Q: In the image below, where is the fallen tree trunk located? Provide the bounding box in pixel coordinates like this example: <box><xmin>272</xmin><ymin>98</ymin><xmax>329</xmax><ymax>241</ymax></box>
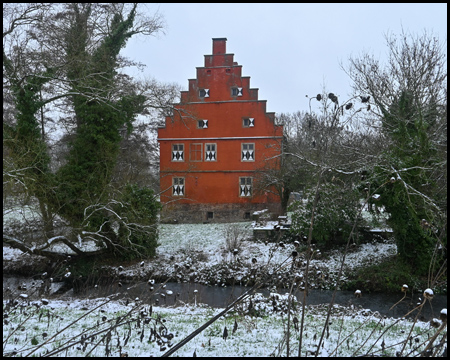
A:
<box><xmin>3</xmin><ymin>234</ymin><xmax>107</xmax><ymax>261</ymax></box>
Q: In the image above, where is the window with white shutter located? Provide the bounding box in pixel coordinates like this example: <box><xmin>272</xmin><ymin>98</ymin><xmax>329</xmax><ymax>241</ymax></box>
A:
<box><xmin>205</xmin><ymin>143</ymin><xmax>217</xmax><ymax>161</ymax></box>
<box><xmin>172</xmin><ymin>144</ymin><xmax>184</xmax><ymax>162</ymax></box>
<box><xmin>231</xmin><ymin>87</ymin><xmax>243</xmax><ymax>97</ymax></box>
<box><xmin>239</xmin><ymin>177</ymin><xmax>252</xmax><ymax>197</ymax></box>
<box><xmin>197</xmin><ymin>120</ymin><xmax>208</xmax><ymax>129</ymax></box>
<box><xmin>241</xmin><ymin>143</ymin><xmax>255</xmax><ymax>161</ymax></box>
<box><xmin>199</xmin><ymin>89</ymin><xmax>209</xmax><ymax>98</ymax></box>
<box><xmin>243</xmin><ymin>118</ymin><xmax>255</xmax><ymax>127</ymax></box>
<box><xmin>172</xmin><ymin>177</ymin><xmax>185</xmax><ymax>196</ymax></box>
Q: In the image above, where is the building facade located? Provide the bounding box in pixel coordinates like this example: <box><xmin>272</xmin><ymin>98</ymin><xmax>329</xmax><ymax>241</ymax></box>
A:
<box><xmin>158</xmin><ymin>38</ymin><xmax>283</xmax><ymax>223</ymax></box>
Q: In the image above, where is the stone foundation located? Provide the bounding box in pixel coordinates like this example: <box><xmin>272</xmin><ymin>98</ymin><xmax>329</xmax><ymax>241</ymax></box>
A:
<box><xmin>160</xmin><ymin>202</ymin><xmax>282</xmax><ymax>224</ymax></box>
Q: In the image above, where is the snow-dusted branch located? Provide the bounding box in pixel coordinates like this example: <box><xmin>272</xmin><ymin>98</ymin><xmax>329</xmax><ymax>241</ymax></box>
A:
<box><xmin>3</xmin><ymin>234</ymin><xmax>84</xmax><ymax>259</ymax></box>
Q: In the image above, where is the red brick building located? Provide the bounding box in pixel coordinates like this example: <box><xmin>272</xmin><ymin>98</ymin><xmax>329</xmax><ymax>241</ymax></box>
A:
<box><xmin>158</xmin><ymin>38</ymin><xmax>283</xmax><ymax>223</ymax></box>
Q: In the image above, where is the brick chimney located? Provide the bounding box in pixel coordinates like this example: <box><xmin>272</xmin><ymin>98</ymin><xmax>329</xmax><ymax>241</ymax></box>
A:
<box><xmin>212</xmin><ymin>38</ymin><xmax>227</xmax><ymax>55</ymax></box>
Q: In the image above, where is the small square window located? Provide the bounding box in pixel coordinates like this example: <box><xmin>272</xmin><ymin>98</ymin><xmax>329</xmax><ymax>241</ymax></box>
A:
<box><xmin>244</xmin><ymin>212</ymin><xmax>251</xmax><ymax>220</ymax></box>
<box><xmin>197</xmin><ymin>119</ymin><xmax>208</xmax><ymax>129</ymax></box>
<box><xmin>243</xmin><ymin>118</ymin><xmax>255</xmax><ymax>127</ymax></box>
<box><xmin>231</xmin><ymin>87</ymin><xmax>243</xmax><ymax>97</ymax></box>
<box><xmin>199</xmin><ymin>89</ymin><xmax>209</xmax><ymax>98</ymax></box>
<box><xmin>207</xmin><ymin>211</ymin><xmax>214</xmax><ymax>220</ymax></box>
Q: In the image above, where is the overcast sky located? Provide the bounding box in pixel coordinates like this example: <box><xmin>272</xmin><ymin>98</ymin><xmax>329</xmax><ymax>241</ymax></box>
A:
<box><xmin>123</xmin><ymin>3</ymin><xmax>447</xmax><ymax>115</ymax></box>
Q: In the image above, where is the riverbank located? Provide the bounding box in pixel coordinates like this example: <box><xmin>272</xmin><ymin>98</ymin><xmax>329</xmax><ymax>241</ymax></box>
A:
<box><xmin>3</xmin><ymin>222</ymin><xmax>398</xmax><ymax>291</ymax></box>
<box><xmin>3</xmin><ymin>223</ymin><xmax>447</xmax><ymax>357</ymax></box>
<box><xmin>5</xmin><ymin>218</ymin><xmax>446</xmax><ymax>299</ymax></box>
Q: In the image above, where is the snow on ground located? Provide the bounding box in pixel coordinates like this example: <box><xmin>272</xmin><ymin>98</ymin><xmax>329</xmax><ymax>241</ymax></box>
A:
<box><xmin>4</xmin><ymin>218</ymin><xmax>397</xmax><ymax>290</ymax></box>
<box><xmin>3</xmin><ymin>295</ymin><xmax>444</xmax><ymax>357</ymax></box>
<box><xmin>4</xmin><ymin>199</ymin><xmax>395</xmax><ymax>290</ymax></box>
<box><xmin>113</xmin><ymin>221</ymin><xmax>397</xmax><ymax>290</ymax></box>
<box><xmin>3</xmin><ymin>246</ymin><xmax>23</xmax><ymax>261</ymax></box>
<box><xmin>3</xmin><ymin>208</ymin><xmax>447</xmax><ymax>357</ymax></box>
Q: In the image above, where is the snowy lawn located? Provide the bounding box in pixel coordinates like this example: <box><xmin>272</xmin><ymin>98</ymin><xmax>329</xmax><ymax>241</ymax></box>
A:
<box><xmin>3</xmin><ymin>296</ymin><xmax>445</xmax><ymax>357</ymax></box>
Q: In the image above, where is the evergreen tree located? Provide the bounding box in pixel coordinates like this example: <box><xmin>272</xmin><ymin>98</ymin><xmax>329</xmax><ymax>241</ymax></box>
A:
<box><xmin>371</xmin><ymin>90</ymin><xmax>442</xmax><ymax>274</ymax></box>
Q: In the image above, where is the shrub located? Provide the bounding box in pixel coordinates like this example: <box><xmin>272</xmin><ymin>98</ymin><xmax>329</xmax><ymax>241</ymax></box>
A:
<box><xmin>289</xmin><ymin>182</ymin><xmax>367</xmax><ymax>249</ymax></box>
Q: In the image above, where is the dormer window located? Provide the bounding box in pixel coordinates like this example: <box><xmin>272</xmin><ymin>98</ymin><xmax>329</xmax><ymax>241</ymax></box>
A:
<box><xmin>231</xmin><ymin>87</ymin><xmax>243</xmax><ymax>97</ymax></box>
<box><xmin>243</xmin><ymin>118</ymin><xmax>255</xmax><ymax>127</ymax></box>
<box><xmin>197</xmin><ymin>120</ymin><xmax>208</xmax><ymax>129</ymax></box>
<box><xmin>199</xmin><ymin>89</ymin><xmax>209</xmax><ymax>98</ymax></box>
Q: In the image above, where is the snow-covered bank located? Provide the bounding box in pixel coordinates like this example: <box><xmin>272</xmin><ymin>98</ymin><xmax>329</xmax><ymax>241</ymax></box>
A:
<box><xmin>108</xmin><ymin>222</ymin><xmax>397</xmax><ymax>290</ymax></box>
<box><xmin>3</xmin><ymin>221</ymin><xmax>397</xmax><ymax>290</ymax></box>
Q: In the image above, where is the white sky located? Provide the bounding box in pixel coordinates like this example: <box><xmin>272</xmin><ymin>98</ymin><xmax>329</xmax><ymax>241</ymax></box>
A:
<box><xmin>123</xmin><ymin>3</ymin><xmax>447</xmax><ymax>115</ymax></box>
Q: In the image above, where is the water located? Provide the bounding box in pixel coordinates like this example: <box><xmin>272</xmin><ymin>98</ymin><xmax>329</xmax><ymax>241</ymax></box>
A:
<box><xmin>4</xmin><ymin>276</ymin><xmax>446</xmax><ymax>320</ymax></box>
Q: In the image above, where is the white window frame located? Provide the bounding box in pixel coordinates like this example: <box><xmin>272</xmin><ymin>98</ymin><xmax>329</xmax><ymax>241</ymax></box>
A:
<box><xmin>172</xmin><ymin>144</ymin><xmax>184</xmax><ymax>162</ymax></box>
<box><xmin>172</xmin><ymin>177</ymin><xmax>185</xmax><ymax>197</ymax></box>
<box><xmin>239</xmin><ymin>177</ymin><xmax>252</xmax><ymax>197</ymax></box>
<box><xmin>241</xmin><ymin>143</ymin><xmax>255</xmax><ymax>162</ymax></box>
<box><xmin>205</xmin><ymin>143</ymin><xmax>217</xmax><ymax>162</ymax></box>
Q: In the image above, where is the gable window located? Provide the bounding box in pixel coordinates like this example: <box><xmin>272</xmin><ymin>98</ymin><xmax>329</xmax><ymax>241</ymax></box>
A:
<box><xmin>231</xmin><ymin>87</ymin><xmax>243</xmax><ymax>97</ymax></box>
<box><xmin>243</xmin><ymin>118</ymin><xmax>255</xmax><ymax>127</ymax></box>
<box><xmin>190</xmin><ymin>143</ymin><xmax>203</xmax><ymax>162</ymax></box>
<box><xmin>199</xmin><ymin>89</ymin><xmax>209</xmax><ymax>98</ymax></box>
<box><xmin>241</xmin><ymin>143</ymin><xmax>254</xmax><ymax>161</ymax></box>
<box><xmin>172</xmin><ymin>177</ymin><xmax>185</xmax><ymax>196</ymax></box>
<box><xmin>197</xmin><ymin>119</ymin><xmax>208</xmax><ymax>129</ymax></box>
<box><xmin>205</xmin><ymin>143</ymin><xmax>217</xmax><ymax>161</ymax></box>
<box><xmin>172</xmin><ymin>144</ymin><xmax>184</xmax><ymax>161</ymax></box>
<box><xmin>239</xmin><ymin>177</ymin><xmax>252</xmax><ymax>197</ymax></box>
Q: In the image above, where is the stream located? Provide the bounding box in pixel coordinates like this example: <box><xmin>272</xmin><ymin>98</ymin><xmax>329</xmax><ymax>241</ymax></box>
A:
<box><xmin>3</xmin><ymin>275</ymin><xmax>446</xmax><ymax>321</ymax></box>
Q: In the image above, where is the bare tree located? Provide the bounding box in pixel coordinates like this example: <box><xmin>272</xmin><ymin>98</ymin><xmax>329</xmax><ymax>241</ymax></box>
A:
<box><xmin>3</xmin><ymin>3</ymin><xmax>178</xmax><ymax>262</ymax></box>
<box><xmin>344</xmin><ymin>29</ymin><xmax>447</xmax><ymax>275</ymax></box>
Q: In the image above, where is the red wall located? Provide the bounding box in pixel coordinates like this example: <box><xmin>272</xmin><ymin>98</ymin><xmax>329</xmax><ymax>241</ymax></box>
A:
<box><xmin>158</xmin><ymin>38</ymin><xmax>283</xmax><ymax>208</ymax></box>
